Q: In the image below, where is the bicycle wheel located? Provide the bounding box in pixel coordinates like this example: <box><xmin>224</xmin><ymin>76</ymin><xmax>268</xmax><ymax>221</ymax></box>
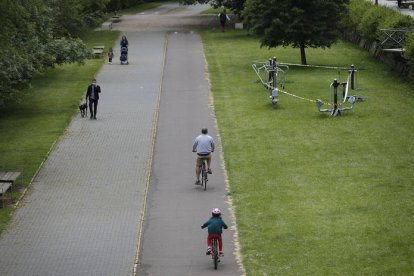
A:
<box><xmin>201</xmin><ymin>161</ymin><xmax>207</xmax><ymax>191</ymax></box>
<box><xmin>212</xmin><ymin>239</ymin><xmax>219</xmax><ymax>270</ymax></box>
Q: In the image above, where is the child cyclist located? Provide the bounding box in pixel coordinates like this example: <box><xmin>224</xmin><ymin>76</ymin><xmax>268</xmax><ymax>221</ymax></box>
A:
<box><xmin>201</xmin><ymin>208</ymin><xmax>228</xmax><ymax>256</ymax></box>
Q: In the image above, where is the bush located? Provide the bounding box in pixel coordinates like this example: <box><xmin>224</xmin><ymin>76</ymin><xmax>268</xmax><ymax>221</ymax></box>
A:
<box><xmin>0</xmin><ymin>0</ymin><xmax>105</xmax><ymax>103</ymax></box>
<box><xmin>405</xmin><ymin>32</ymin><xmax>414</xmax><ymax>65</ymax></box>
<box><xmin>345</xmin><ymin>0</ymin><xmax>414</xmax><ymax>62</ymax></box>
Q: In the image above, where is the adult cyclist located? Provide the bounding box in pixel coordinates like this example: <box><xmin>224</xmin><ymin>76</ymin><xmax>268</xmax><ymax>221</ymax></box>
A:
<box><xmin>192</xmin><ymin>128</ymin><xmax>215</xmax><ymax>185</ymax></box>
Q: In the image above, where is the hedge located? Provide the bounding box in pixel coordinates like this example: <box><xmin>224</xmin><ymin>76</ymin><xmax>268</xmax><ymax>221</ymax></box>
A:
<box><xmin>343</xmin><ymin>0</ymin><xmax>414</xmax><ymax>66</ymax></box>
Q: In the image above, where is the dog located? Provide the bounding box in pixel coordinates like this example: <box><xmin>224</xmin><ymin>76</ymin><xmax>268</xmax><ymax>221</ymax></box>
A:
<box><xmin>79</xmin><ymin>102</ymin><xmax>88</xmax><ymax>117</ymax></box>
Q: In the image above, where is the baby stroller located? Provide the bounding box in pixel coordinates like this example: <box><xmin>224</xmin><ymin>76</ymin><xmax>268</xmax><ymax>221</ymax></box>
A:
<box><xmin>120</xmin><ymin>46</ymin><xmax>128</xmax><ymax>65</ymax></box>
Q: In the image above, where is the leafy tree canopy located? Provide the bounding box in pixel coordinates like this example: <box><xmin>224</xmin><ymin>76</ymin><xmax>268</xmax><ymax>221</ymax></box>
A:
<box><xmin>0</xmin><ymin>0</ymin><xmax>91</xmax><ymax>103</ymax></box>
<box><xmin>243</xmin><ymin>0</ymin><xmax>349</xmax><ymax>64</ymax></box>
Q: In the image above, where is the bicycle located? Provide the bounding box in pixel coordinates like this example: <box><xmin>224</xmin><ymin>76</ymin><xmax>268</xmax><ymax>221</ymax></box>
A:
<box><xmin>200</xmin><ymin>159</ymin><xmax>208</xmax><ymax>191</ymax></box>
<box><xmin>210</xmin><ymin>237</ymin><xmax>220</xmax><ymax>269</ymax></box>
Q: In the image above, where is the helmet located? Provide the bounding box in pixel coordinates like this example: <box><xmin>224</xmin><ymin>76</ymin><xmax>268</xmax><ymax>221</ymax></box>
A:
<box><xmin>212</xmin><ymin>208</ymin><xmax>221</xmax><ymax>215</ymax></box>
<box><xmin>201</xmin><ymin>128</ymin><xmax>208</xmax><ymax>134</ymax></box>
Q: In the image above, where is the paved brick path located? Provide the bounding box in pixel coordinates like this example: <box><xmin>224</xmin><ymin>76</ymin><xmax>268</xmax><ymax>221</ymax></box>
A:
<box><xmin>0</xmin><ymin>31</ymin><xmax>166</xmax><ymax>275</ymax></box>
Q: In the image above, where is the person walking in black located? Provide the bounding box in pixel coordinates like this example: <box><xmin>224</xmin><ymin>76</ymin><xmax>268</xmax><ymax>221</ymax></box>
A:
<box><xmin>218</xmin><ymin>9</ymin><xmax>230</xmax><ymax>32</ymax></box>
<box><xmin>85</xmin><ymin>79</ymin><xmax>101</xmax><ymax>120</ymax></box>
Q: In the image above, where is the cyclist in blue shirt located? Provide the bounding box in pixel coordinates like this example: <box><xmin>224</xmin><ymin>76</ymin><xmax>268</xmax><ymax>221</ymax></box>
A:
<box><xmin>192</xmin><ymin>128</ymin><xmax>215</xmax><ymax>185</ymax></box>
<box><xmin>201</xmin><ymin>208</ymin><xmax>228</xmax><ymax>256</ymax></box>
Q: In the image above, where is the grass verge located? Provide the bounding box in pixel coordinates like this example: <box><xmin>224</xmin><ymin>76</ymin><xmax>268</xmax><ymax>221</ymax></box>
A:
<box><xmin>201</xmin><ymin>29</ymin><xmax>414</xmax><ymax>275</ymax></box>
<box><xmin>0</xmin><ymin>30</ymin><xmax>120</xmax><ymax>233</ymax></box>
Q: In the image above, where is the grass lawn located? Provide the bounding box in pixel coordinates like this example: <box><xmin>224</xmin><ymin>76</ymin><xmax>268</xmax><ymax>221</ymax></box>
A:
<box><xmin>0</xmin><ymin>30</ymin><xmax>120</xmax><ymax>233</ymax></box>
<box><xmin>201</xmin><ymin>30</ymin><xmax>414</xmax><ymax>274</ymax></box>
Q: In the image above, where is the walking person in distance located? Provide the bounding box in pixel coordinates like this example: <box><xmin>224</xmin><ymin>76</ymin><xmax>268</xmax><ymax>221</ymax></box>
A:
<box><xmin>218</xmin><ymin>9</ymin><xmax>230</xmax><ymax>32</ymax></box>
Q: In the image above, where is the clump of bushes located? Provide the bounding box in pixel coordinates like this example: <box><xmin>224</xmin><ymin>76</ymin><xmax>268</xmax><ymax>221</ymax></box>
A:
<box><xmin>343</xmin><ymin>0</ymin><xmax>414</xmax><ymax>65</ymax></box>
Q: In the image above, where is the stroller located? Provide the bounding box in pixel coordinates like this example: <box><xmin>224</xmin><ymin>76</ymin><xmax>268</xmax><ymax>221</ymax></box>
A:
<box><xmin>120</xmin><ymin>46</ymin><xmax>128</xmax><ymax>65</ymax></box>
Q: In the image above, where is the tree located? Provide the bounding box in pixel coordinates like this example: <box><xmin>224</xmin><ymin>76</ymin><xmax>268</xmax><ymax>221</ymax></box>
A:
<box><xmin>224</xmin><ymin>0</ymin><xmax>246</xmax><ymax>19</ymax></box>
<box><xmin>48</xmin><ymin>0</ymin><xmax>86</xmax><ymax>37</ymax></box>
<box><xmin>243</xmin><ymin>0</ymin><xmax>349</xmax><ymax>65</ymax></box>
<box><xmin>0</xmin><ymin>0</ymin><xmax>90</xmax><ymax>103</ymax></box>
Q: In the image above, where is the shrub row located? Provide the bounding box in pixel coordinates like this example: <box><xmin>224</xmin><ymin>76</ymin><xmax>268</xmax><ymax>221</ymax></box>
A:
<box><xmin>343</xmin><ymin>0</ymin><xmax>414</xmax><ymax>68</ymax></box>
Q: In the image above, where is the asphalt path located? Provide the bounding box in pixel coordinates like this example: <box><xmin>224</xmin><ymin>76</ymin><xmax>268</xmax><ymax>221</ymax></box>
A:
<box><xmin>138</xmin><ymin>31</ymin><xmax>241</xmax><ymax>275</ymax></box>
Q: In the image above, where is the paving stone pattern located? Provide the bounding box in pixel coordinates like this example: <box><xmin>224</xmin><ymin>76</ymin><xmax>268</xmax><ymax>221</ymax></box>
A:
<box><xmin>0</xmin><ymin>32</ymin><xmax>166</xmax><ymax>275</ymax></box>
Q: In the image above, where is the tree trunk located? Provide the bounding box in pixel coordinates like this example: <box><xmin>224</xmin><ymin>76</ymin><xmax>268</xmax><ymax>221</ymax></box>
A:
<box><xmin>300</xmin><ymin>44</ymin><xmax>307</xmax><ymax>65</ymax></box>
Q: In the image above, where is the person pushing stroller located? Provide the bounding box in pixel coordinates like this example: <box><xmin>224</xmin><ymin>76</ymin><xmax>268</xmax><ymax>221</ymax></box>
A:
<box><xmin>120</xmin><ymin>35</ymin><xmax>129</xmax><ymax>65</ymax></box>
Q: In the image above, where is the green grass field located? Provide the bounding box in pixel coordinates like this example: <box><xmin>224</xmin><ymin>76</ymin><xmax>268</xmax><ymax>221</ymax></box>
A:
<box><xmin>201</xmin><ymin>30</ymin><xmax>414</xmax><ymax>274</ymax></box>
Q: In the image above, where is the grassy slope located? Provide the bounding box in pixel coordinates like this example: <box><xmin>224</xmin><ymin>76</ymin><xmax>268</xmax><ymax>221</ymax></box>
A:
<box><xmin>201</xmin><ymin>30</ymin><xmax>414</xmax><ymax>275</ymax></box>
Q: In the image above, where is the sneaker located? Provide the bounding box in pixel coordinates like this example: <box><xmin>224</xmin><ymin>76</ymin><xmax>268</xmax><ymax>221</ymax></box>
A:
<box><xmin>207</xmin><ymin>168</ymin><xmax>212</xmax><ymax>174</ymax></box>
<box><xmin>206</xmin><ymin>247</ymin><xmax>211</xmax><ymax>255</ymax></box>
<box><xmin>195</xmin><ymin>180</ymin><xmax>201</xmax><ymax>185</ymax></box>
<box><xmin>219</xmin><ymin>251</ymin><xmax>224</xmax><ymax>257</ymax></box>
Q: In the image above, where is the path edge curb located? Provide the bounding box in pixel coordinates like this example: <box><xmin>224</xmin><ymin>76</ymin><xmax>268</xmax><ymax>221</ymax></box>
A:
<box><xmin>132</xmin><ymin>32</ymin><xmax>168</xmax><ymax>276</ymax></box>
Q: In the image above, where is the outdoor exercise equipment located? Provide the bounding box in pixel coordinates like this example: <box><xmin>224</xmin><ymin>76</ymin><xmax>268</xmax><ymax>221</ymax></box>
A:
<box><xmin>252</xmin><ymin>60</ymin><xmax>364</xmax><ymax>115</ymax></box>
<box><xmin>252</xmin><ymin>57</ymin><xmax>289</xmax><ymax>106</ymax></box>
<box><xmin>348</xmin><ymin>64</ymin><xmax>357</xmax><ymax>90</ymax></box>
<box><xmin>316</xmin><ymin>79</ymin><xmax>355</xmax><ymax>116</ymax></box>
<box><xmin>316</xmin><ymin>66</ymin><xmax>363</xmax><ymax>116</ymax></box>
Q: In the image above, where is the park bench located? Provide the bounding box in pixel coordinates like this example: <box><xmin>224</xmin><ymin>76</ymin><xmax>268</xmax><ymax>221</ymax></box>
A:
<box><xmin>92</xmin><ymin>45</ymin><xmax>105</xmax><ymax>58</ymax></box>
<box><xmin>0</xmin><ymin>172</ymin><xmax>21</xmax><ymax>208</ymax></box>
<box><xmin>101</xmin><ymin>22</ymin><xmax>112</xmax><ymax>30</ymax></box>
